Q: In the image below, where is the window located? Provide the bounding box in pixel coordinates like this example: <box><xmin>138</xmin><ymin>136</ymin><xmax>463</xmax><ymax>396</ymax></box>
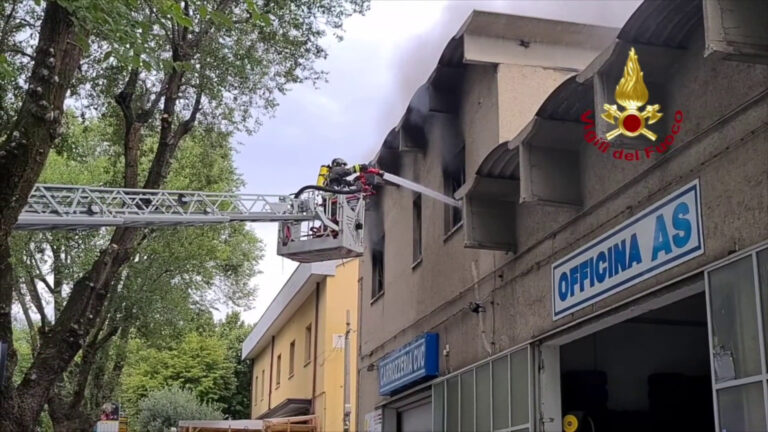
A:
<box><xmin>275</xmin><ymin>354</ymin><xmax>281</xmax><ymax>387</ymax></box>
<box><xmin>289</xmin><ymin>340</ymin><xmax>295</xmax><ymax>378</ymax></box>
<box><xmin>443</xmin><ymin>145</ymin><xmax>465</xmax><ymax>235</ymax></box>
<box><xmin>254</xmin><ymin>375</ymin><xmax>258</xmax><ymax>404</ymax></box>
<box><xmin>706</xmin><ymin>247</ymin><xmax>768</xmax><ymax>432</ymax></box>
<box><xmin>304</xmin><ymin>324</ymin><xmax>312</xmax><ymax>365</ymax></box>
<box><xmin>371</xmin><ymin>239</ymin><xmax>384</xmax><ymax>299</ymax></box>
<box><xmin>261</xmin><ymin>369</ymin><xmax>265</xmax><ymax>400</ymax></box>
<box><xmin>433</xmin><ymin>346</ymin><xmax>531</xmax><ymax>432</ymax></box>
<box><xmin>413</xmin><ymin>195</ymin><xmax>422</xmax><ymax>263</ymax></box>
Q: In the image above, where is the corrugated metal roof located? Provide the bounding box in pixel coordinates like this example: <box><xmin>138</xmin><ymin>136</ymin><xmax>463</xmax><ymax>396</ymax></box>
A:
<box><xmin>477</xmin><ymin>143</ymin><xmax>519</xmax><ymax>179</ymax></box>
<box><xmin>618</xmin><ymin>0</ymin><xmax>702</xmax><ymax>48</ymax></box>
<box><xmin>535</xmin><ymin>76</ymin><xmax>594</xmax><ymax>122</ymax></box>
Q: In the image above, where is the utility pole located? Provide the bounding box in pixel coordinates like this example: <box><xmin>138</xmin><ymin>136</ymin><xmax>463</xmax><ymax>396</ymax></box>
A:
<box><xmin>343</xmin><ymin>309</ymin><xmax>351</xmax><ymax>432</ymax></box>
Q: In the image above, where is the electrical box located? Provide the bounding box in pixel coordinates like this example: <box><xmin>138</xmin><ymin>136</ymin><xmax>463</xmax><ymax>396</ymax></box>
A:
<box><xmin>277</xmin><ymin>193</ymin><xmax>365</xmax><ymax>263</ymax></box>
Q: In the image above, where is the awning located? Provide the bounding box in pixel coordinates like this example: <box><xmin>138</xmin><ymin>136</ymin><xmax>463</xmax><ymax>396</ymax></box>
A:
<box><xmin>178</xmin><ymin>415</ymin><xmax>316</xmax><ymax>432</ymax></box>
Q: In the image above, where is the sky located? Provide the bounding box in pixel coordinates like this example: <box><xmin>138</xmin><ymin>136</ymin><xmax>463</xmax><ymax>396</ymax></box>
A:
<box><xmin>235</xmin><ymin>0</ymin><xmax>643</xmax><ymax>324</ymax></box>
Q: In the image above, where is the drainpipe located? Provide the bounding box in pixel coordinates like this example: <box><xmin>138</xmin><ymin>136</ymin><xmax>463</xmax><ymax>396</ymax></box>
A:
<box><xmin>311</xmin><ymin>282</ymin><xmax>320</xmax><ymax>414</ymax></box>
<box><xmin>268</xmin><ymin>335</ymin><xmax>275</xmax><ymax>411</ymax></box>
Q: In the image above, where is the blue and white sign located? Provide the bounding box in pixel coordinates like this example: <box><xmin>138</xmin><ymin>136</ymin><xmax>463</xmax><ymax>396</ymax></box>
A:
<box><xmin>553</xmin><ymin>179</ymin><xmax>704</xmax><ymax>320</ymax></box>
<box><xmin>378</xmin><ymin>333</ymin><xmax>439</xmax><ymax>396</ymax></box>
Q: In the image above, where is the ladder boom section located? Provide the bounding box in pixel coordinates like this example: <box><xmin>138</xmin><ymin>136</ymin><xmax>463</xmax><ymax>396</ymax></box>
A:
<box><xmin>16</xmin><ymin>184</ymin><xmax>317</xmax><ymax>230</ymax></box>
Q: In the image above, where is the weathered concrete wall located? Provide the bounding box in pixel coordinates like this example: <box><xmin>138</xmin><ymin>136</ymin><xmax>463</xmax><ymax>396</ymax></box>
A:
<box><xmin>359</xmin><ymin>64</ymin><xmax>506</xmax><ymax>361</ymax></box>
<box><xmin>358</xmin><ymin>21</ymin><xmax>768</xmax><ymax>432</ymax></box>
<box><xmin>497</xmin><ymin>65</ymin><xmax>573</xmax><ymax>144</ymax></box>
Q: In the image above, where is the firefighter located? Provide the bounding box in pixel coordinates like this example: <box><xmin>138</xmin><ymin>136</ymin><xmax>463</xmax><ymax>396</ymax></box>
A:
<box><xmin>317</xmin><ymin>158</ymin><xmax>369</xmax><ymax>190</ymax></box>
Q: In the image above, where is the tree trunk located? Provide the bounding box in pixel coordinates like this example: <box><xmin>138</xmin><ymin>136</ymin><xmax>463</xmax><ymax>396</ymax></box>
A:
<box><xmin>0</xmin><ymin>2</ymin><xmax>85</xmax><ymax>429</ymax></box>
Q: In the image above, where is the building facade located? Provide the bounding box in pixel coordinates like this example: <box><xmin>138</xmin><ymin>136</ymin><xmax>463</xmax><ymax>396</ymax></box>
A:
<box><xmin>242</xmin><ymin>260</ymin><xmax>359</xmax><ymax>432</ymax></box>
<box><xmin>357</xmin><ymin>2</ymin><xmax>768</xmax><ymax>432</ymax></box>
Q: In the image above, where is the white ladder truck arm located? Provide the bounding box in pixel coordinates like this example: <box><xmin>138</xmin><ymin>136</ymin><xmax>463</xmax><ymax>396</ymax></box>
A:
<box><xmin>14</xmin><ymin>169</ymin><xmax>460</xmax><ymax>263</ymax></box>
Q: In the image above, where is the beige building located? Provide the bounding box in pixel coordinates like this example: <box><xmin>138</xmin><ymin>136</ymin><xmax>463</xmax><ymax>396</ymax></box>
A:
<box><xmin>242</xmin><ymin>260</ymin><xmax>359</xmax><ymax>432</ymax></box>
<box><xmin>358</xmin><ymin>2</ymin><xmax>768</xmax><ymax>432</ymax></box>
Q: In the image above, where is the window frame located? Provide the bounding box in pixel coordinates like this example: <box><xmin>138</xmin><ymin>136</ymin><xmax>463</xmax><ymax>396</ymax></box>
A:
<box><xmin>261</xmin><ymin>369</ymin><xmax>265</xmax><ymax>400</ymax></box>
<box><xmin>371</xmin><ymin>239</ymin><xmax>385</xmax><ymax>301</ymax></box>
<box><xmin>443</xmin><ymin>144</ymin><xmax>466</xmax><ymax>236</ymax></box>
<box><xmin>304</xmin><ymin>324</ymin><xmax>312</xmax><ymax>366</ymax></box>
<box><xmin>704</xmin><ymin>245</ymin><xmax>768</xmax><ymax>430</ymax></box>
<box><xmin>413</xmin><ymin>194</ymin><xmax>423</xmax><ymax>265</ymax></box>
<box><xmin>254</xmin><ymin>374</ymin><xmax>259</xmax><ymax>404</ymax></box>
<box><xmin>289</xmin><ymin>340</ymin><xmax>296</xmax><ymax>378</ymax></box>
<box><xmin>432</xmin><ymin>345</ymin><xmax>532</xmax><ymax>432</ymax></box>
<box><xmin>275</xmin><ymin>354</ymin><xmax>282</xmax><ymax>388</ymax></box>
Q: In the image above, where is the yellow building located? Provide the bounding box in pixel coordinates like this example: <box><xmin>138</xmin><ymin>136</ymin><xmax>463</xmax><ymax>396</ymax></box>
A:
<box><xmin>241</xmin><ymin>260</ymin><xmax>359</xmax><ymax>432</ymax></box>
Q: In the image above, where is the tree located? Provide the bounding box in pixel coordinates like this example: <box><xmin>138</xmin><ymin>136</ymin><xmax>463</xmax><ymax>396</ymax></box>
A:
<box><xmin>0</xmin><ymin>0</ymin><xmax>368</xmax><ymax>429</ymax></box>
<box><xmin>122</xmin><ymin>332</ymin><xmax>235</xmax><ymax>415</ymax></box>
<box><xmin>135</xmin><ymin>387</ymin><xmax>223</xmax><ymax>432</ymax></box>
<box><xmin>10</xmin><ymin>115</ymin><xmax>263</xmax><ymax>431</ymax></box>
<box><xmin>215</xmin><ymin>312</ymin><xmax>252</xmax><ymax>419</ymax></box>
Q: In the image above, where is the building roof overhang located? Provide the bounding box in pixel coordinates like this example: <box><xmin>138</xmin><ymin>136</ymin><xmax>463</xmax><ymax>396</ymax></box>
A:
<box><xmin>241</xmin><ymin>261</ymin><xmax>338</xmax><ymax>360</ymax></box>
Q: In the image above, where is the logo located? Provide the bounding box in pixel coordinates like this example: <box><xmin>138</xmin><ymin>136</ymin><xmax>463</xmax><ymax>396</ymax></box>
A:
<box><xmin>580</xmin><ymin>47</ymin><xmax>684</xmax><ymax>161</ymax></box>
<box><xmin>602</xmin><ymin>47</ymin><xmax>662</xmax><ymax>141</ymax></box>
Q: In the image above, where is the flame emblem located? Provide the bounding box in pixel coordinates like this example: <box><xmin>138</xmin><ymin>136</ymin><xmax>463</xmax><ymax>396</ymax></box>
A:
<box><xmin>601</xmin><ymin>47</ymin><xmax>662</xmax><ymax>141</ymax></box>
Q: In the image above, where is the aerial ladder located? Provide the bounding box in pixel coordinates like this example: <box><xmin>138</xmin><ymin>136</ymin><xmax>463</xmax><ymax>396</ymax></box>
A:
<box><xmin>13</xmin><ymin>166</ymin><xmax>461</xmax><ymax>263</ymax></box>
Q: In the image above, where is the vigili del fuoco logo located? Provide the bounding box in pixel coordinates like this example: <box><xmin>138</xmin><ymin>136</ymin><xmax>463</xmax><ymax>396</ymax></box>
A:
<box><xmin>581</xmin><ymin>47</ymin><xmax>684</xmax><ymax>161</ymax></box>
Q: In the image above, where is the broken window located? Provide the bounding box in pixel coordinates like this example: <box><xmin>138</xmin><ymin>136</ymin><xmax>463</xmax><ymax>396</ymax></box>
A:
<box><xmin>413</xmin><ymin>195</ymin><xmax>422</xmax><ymax>263</ymax></box>
<box><xmin>444</xmin><ymin>145</ymin><xmax>465</xmax><ymax>234</ymax></box>
<box><xmin>372</xmin><ymin>238</ymin><xmax>384</xmax><ymax>299</ymax></box>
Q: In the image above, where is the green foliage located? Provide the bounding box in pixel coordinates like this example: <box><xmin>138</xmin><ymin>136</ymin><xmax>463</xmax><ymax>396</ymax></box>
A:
<box><xmin>216</xmin><ymin>312</ymin><xmax>252</xmax><ymax>419</ymax></box>
<box><xmin>122</xmin><ymin>332</ymin><xmax>235</xmax><ymax>415</ymax></box>
<box><xmin>11</xmin><ymin>326</ymin><xmax>32</xmax><ymax>385</ymax></box>
<box><xmin>122</xmin><ymin>312</ymin><xmax>254</xmax><ymax>420</ymax></box>
<box><xmin>135</xmin><ymin>387</ymin><xmax>223</xmax><ymax>432</ymax></box>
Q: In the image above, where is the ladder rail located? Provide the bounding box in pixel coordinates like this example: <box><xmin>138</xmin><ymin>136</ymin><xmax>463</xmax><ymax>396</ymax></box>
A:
<box><xmin>16</xmin><ymin>184</ymin><xmax>319</xmax><ymax>230</ymax></box>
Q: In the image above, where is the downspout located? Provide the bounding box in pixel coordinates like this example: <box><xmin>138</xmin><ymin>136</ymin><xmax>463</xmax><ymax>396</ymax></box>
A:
<box><xmin>311</xmin><ymin>282</ymin><xmax>320</xmax><ymax>414</ymax></box>
<box><xmin>268</xmin><ymin>335</ymin><xmax>275</xmax><ymax>411</ymax></box>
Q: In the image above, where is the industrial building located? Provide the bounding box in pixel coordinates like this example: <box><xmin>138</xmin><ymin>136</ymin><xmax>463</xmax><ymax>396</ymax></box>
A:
<box><xmin>242</xmin><ymin>260</ymin><xmax>359</xmax><ymax>432</ymax></box>
<box><xmin>356</xmin><ymin>1</ymin><xmax>768</xmax><ymax>431</ymax></box>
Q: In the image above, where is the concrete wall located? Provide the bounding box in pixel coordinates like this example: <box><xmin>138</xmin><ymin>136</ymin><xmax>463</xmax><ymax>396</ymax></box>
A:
<box><xmin>357</xmin><ymin>8</ymin><xmax>768</xmax><ymax>432</ymax></box>
<box><xmin>249</xmin><ymin>260</ymin><xmax>360</xmax><ymax>430</ymax></box>
<box><xmin>496</xmin><ymin>64</ymin><xmax>573</xmax><ymax>144</ymax></box>
<box><xmin>357</xmin><ymin>63</ymin><xmax>581</xmax><ymax>426</ymax></box>
<box><xmin>317</xmin><ymin>260</ymin><xmax>359</xmax><ymax>432</ymax></box>
<box><xmin>251</xmin><ymin>292</ymin><xmax>316</xmax><ymax>418</ymax></box>
<box><xmin>251</xmin><ymin>344</ymin><xmax>271</xmax><ymax>417</ymax></box>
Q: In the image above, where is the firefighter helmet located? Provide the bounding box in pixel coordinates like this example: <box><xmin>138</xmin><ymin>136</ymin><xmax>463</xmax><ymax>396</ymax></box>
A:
<box><xmin>331</xmin><ymin>158</ymin><xmax>348</xmax><ymax>168</ymax></box>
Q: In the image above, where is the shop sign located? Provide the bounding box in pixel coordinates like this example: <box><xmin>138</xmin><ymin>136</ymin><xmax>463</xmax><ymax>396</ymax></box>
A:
<box><xmin>363</xmin><ymin>409</ymin><xmax>382</xmax><ymax>432</ymax></box>
<box><xmin>378</xmin><ymin>333</ymin><xmax>439</xmax><ymax>395</ymax></box>
<box><xmin>553</xmin><ymin>179</ymin><xmax>703</xmax><ymax>320</ymax></box>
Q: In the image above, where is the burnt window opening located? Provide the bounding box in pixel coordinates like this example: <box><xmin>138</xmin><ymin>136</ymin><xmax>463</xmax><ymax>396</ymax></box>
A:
<box><xmin>413</xmin><ymin>195</ymin><xmax>422</xmax><ymax>263</ymax></box>
<box><xmin>444</xmin><ymin>145</ymin><xmax>466</xmax><ymax>234</ymax></box>
<box><xmin>372</xmin><ymin>237</ymin><xmax>385</xmax><ymax>300</ymax></box>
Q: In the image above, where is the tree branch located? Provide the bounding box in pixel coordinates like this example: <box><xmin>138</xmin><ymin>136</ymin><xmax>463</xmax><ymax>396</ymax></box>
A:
<box><xmin>136</xmin><ymin>77</ymin><xmax>167</xmax><ymax>123</ymax></box>
<box><xmin>114</xmin><ymin>68</ymin><xmax>140</xmax><ymax>125</ymax></box>
<box><xmin>13</xmin><ymin>280</ymin><xmax>38</xmax><ymax>351</ymax></box>
<box><xmin>6</xmin><ymin>47</ymin><xmax>34</xmax><ymax>60</ymax></box>
<box><xmin>171</xmin><ymin>83</ymin><xmax>203</xmax><ymax>143</ymax></box>
<box><xmin>23</xmin><ymin>269</ymin><xmax>49</xmax><ymax>331</ymax></box>
<box><xmin>28</xmin><ymin>245</ymin><xmax>54</xmax><ymax>295</ymax></box>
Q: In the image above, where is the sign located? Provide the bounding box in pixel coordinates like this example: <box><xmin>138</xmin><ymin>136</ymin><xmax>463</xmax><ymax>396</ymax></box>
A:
<box><xmin>601</xmin><ymin>47</ymin><xmax>663</xmax><ymax>142</ymax></box>
<box><xmin>363</xmin><ymin>410</ymin><xmax>382</xmax><ymax>432</ymax></box>
<box><xmin>378</xmin><ymin>333</ymin><xmax>439</xmax><ymax>395</ymax></box>
<box><xmin>552</xmin><ymin>180</ymin><xmax>703</xmax><ymax>320</ymax></box>
<box><xmin>332</xmin><ymin>333</ymin><xmax>345</xmax><ymax>350</ymax></box>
